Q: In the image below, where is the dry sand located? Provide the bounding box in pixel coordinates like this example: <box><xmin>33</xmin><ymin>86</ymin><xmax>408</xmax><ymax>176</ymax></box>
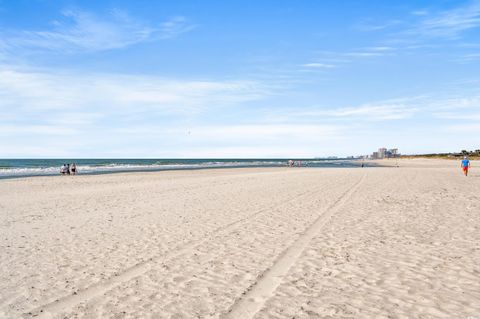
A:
<box><xmin>1</xmin><ymin>159</ymin><xmax>479</xmax><ymax>318</ymax></box>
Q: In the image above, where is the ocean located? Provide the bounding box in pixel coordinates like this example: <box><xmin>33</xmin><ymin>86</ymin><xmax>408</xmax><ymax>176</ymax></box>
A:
<box><xmin>0</xmin><ymin>158</ymin><xmax>362</xmax><ymax>179</ymax></box>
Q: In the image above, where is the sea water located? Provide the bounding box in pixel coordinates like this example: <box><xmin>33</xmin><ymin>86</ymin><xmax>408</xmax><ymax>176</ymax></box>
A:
<box><xmin>0</xmin><ymin>158</ymin><xmax>362</xmax><ymax>179</ymax></box>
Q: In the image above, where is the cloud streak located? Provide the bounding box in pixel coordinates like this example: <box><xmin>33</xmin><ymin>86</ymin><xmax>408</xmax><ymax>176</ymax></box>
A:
<box><xmin>159</xmin><ymin>16</ymin><xmax>197</xmax><ymax>39</ymax></box>
<box><xmin>302</xmin><ymin>63</ymin><xmax>336</xmax><ymax>68</ymax></box>
<box><xmin>355</xmin><ymin>19</ymin><xmax>403</xmax><ymax>32</ymax></box>
<box><xmin>1</xmin><ymin>9</ymin><xmax>196</xmax><ymax>53</ymax></box>
<box><xmin>283</xmin><ymin>97</ymin><xmax>422</xmax><ymax>121</ymax></box>
<box><xmin>413</xmin><ymin>1</ymin><xmax>480</xmax><ymax>37</ymax></box>
<box><xmin>0</xmin><ymin>66</ymin><xmax>271</xmax><ymax>142</ymax></box>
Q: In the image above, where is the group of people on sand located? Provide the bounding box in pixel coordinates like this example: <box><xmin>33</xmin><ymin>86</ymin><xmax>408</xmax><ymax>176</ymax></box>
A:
<box><xmin>288</xmin><ymin>160</ymin><xmax>302</xmax><ymax>167</ymax></box>
<box><xmin>60</xmin><ymin>163</ymin><xmax>77</xmax><ymax>175</ymax></box>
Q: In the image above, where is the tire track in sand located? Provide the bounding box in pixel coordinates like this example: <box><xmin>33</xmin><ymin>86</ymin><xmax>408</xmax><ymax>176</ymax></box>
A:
<box><xmin>222</xmin><ymin>173</ymin><xmax>367</xmax><ymax>319</ymax></box>
<box><xmin>24</xmin><ymin>183</ymin><xmax>328</xmax><ymax>318</ymax></box>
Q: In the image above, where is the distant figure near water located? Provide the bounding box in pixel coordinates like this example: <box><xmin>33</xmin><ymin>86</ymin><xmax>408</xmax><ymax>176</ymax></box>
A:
<box><xmin>288</xmin><ymin>160</ymin><xmax>294</xmax><ymax>167</ymax></box>
<box><xmin>60</xmin><ymin>164</ymin><xmax>69</xmax><ymax>175</ymax></box>
<box><xmin>70</xmin><ymin>163</ymin><xmax>77</xmax><ymax>175</ymax></box>
<box><xmin>461</xmin><ymin>156</ymin><xmax>470</xmax><ymax>176</ymax></box>
<box><xmin>60</xmin><ymin>163</ymin><xmax>77</xmax><ymax>175</ymax></box>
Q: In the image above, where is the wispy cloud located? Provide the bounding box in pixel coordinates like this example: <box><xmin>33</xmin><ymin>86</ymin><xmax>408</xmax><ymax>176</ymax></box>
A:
<box><xmin>301</xmin><ymin>63</ymin><xmax>336</xmax><ymax>68</ymax></box>
<box><xmin>447</xmin><ymin>123</ymin><xmax>480</xmax><ymax>132</ymax></box>
<box><xmin>271</xmin><ymin>97</ymin><xmax>424</xmax><ymax>122</ymax></box>
<box><xmin>160</xmin><ymin>16</ymin><xmax>197</xmax><ymax>39</ymax></box>
<box><xmin>1</xmin><ymin>9</ymin><xmax>196</xmax><ymax>53</ymax></box>
<box><xmin>414</xmin><ymin>1</ymin><xmax>480</xmax><ymax>37</ymax></box>
<box><xmin>411</xmin><ymin>10</ymin><xmax>429</xmax><ymax>17</ymax></box>
<box><xmin>456</xmin><ymin>52</ymin><xmax>480</xmax><ymax>62</ymax></box>
<box><xmin>0</xmin><ymin>66</ymin><xmax>270</xmax><ymax>137</ymax></box>
<box><xmin>267</xmin><ymin>92</ymin><xmax>480</xmax><ymax>126</ymax></box>
<box><xmin>326</xmin><ymin>104</ymin><xmax>417</xmax><ymax>120</ymax></box>
<box><xmin>354</xmin><ymin>2</ymin><xmax>480</xmax><ymax>54</ymax></box>
<box><xmin>313</xmin><ymin>101</ymin><xmax>418</xmax><ymax>121</ymax></box>
<box><xmin>366</xmin><ymin>46</ymin><xmax>395</xmax><ymax>51</ymax></box>
<box><xmin>305</xmin><ymin>47</ymin><xmax>395</xmax><ymax>70</ymax></box>
<box><xmin>110</xmin><ymin>124</ymin><xmax>345</xmax><ymax>158</ymax></box>
<box><xmin>434</xmin><ymin>112</ymin><xmax>480</xmax><ymax>120</ymax></box>
<box><xmin>355</xmin><ymin>19</ymin><xmax>403</xmax><ymax>32</ymax></box>
<box><xmin>344</xmin><ymin>52</ymin><xmax>385</xmax><ymax>57</ymax></box>
<box><xmin>344</xmin><ymin>45</ymin><xmax>396</xmax><ymax>57</ymax></box>
<box><xmin>0</xmin><ymin>124</ymin><xmax>78</xmax><ymax>135</ymax></box>
<box><xmin>426</xmin><ymin>95</ymin><xmax>480</xmax><ymax>110</ymax></box>
<box><xmin>0</xmin><ymin>64</ymin><xmax>281</xmax><ymax>157</ymax></box>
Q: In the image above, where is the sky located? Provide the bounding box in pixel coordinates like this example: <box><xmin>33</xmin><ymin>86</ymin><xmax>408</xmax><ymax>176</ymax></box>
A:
<box><xmin>0</xmin><ymin>0</ymin><xmax>480</xmax><ymax>158</ymax></box>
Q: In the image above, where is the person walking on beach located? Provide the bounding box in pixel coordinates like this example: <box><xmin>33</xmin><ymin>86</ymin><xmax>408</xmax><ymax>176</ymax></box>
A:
<box><xmin>461</xmin><ymin>156</ymin><xmax>470</xmax><ymax>176</ymax></box>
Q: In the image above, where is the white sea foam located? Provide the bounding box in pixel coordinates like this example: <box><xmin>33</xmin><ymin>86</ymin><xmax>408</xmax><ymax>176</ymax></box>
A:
<box><xmin>0</xmin><ymin>159</ymin><xmax>358</xmax><ymax>178</ymax></box>
<box><xmin>0</xmin><ymin>161</ymin><xmax>286</xmax><ymax>178</ymax></box>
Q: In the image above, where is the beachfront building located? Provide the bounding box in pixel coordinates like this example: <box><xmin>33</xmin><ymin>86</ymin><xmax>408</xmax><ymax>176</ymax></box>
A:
<box><xmin>371</xmin><ymin>148</ymin><xmax>400</xmax><ymax>159</ymax></box>
<box><xmin>378</xmin><ymin>148</ymin><xmax>387</xmax><ymax>159</ymax></box>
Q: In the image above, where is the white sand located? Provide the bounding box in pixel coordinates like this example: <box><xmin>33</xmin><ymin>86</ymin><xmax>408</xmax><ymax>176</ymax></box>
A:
<box><xmin>1</xmin><ymin>159</ymin><xmax>479</xmax><ymax>318</ymax></box>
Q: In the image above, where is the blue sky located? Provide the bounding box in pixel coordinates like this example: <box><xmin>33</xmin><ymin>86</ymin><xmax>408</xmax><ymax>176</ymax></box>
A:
<box><xmin>1</xmin><ymin>0</ymin><xmax>479</xmax><ymax>158</ymax></box>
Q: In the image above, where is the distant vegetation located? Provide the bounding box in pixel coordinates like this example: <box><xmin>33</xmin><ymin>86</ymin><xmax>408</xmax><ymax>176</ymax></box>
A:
<box><xmin>402</xmin><ymin>149</ymin><xmax>480</xmax><ymax>160</ymax></box>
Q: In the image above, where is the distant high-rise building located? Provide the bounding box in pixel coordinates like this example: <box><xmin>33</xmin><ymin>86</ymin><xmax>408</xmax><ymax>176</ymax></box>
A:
<box><xmin>378</xmin><ymin>148</ymin><xmax>387</xmax><ymax>159</ymax></box>
<box><xmin>366</xmin><ymin>147</ymin><xmax>400</xmax><ymax>159</ymax></box>
<box><xmin>370</xmin><ymin>147</ymin><xmax>400</xmax><ymax>159</ymax></box>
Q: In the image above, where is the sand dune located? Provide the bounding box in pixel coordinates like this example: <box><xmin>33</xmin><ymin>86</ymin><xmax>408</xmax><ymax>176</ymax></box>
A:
<box><xmin>1</xmin><ymin>159</ymin><xmax>479</xmax><ymax>318</ymax></box>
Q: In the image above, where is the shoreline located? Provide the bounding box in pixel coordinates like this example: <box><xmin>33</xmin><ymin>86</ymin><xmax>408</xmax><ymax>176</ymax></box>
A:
<box><xmin>0</xmin><ymin>159</ymin><xmax>367</xmax><ymax>181</ymax></box>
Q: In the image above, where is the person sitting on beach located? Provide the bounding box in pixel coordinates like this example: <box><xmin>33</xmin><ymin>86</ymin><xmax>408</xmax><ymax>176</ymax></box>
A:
<box><xmin>461</xmin><ymin>156</ymin><xmax>471</xmax><ymax>176</ymax></box>
<box><xmin>70</xmin><ymin>163</ymin><xmax>77</xmax><ymax>175</ymax></box>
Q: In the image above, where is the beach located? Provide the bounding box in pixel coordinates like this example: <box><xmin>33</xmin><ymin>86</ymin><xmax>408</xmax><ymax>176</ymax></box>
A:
<box><xmin>1</xmin><ymin>159</ymin><xmax>479</xmax><ymax>318</ymax></box>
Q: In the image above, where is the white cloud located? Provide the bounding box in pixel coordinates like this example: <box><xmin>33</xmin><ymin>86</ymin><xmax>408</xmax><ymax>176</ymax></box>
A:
<box><xmin>110</xmin><ymin>124</ymin><xmax>346</xmax><ymax>158</ymax></box>
<box><xmin>111</xmin><ymin>124</ymin><xmax>343</xmax><ymax>140</ymax></box>
<box><xmin>0</xmin><ymin>124</ymin><xmax>78</xmax><ymax>136</ymax></box>
<box><xmin>415</xmin><ymin>1</ymin><xmax>480</xmax><ymax>37</ymax></box>
<box><xmin>289</xmin><ymin>98</ymin><xmax>420</xmax><ymax>121</ymax></box>
<box><xmin>447</xmin><ymin>123</ymin><xmax>480</xmax><ymax>132</ymax></box>
<box><xmin>411</xmin><ymin>10</ymin><xmax>429</xmax><ymax>16</ymax></box>
<box><xmin>367</xmin><ymin>46</ymin><xmax>395</xmax><ymax>51</ymax></box>
<box><xmin>159</xmin><ymin>16</ymin><xmax>197</xmax><ymax>39</ymax></box>
<box><xmin>328</xmin><ymin>104</ymin><xmax>417</xmax><ymax>120</ymax></box>
<box><xmin>427</xmin><ymin>95</ymin><xmax>480</xmax><ymax>110</ymax></box>
<box><xmin>0</xmin><ymin>67</ymin><xmax>266</xmax><ymax>114</ymax></box>
<box><xmin>0</xmin><ymin>66</ymin><xmax>281</xmax><ymax>157</ymax></box>
<box><xmin>355</xmin><ymin>20</ymin><xmax>402</xmax><ymax>32</ymax></box>
<box><xmin>266</xmin><ymin>93</ymin><xmax>480</xmax><ymax>125</ymax></box>
<box><xmin>435</xmin><ymin>112</ymin><xmax>480</xmax><ymax>120</ymax></box>
<box><xmin>0</xmin><ymin>66</ymin><xmax>271</xmax><ymax>147</ymax></box>
<box><xmin>317</xmin><ymin>47</ymin><xmax>395</xmax><ymax>60</ymax></box>
<box><xmin>345</xmin><ymin>52</ymin><xmax>385</xmax><ymax>57</ymax></box>
<box><xmin>182</xmin><ymin>124</ymin><xmax>342</xmax><ymax>141</ymax></box>
<box><xmin>302</xmin><ymin>63</ymin><xmax>335</xmax><ymax>68</ymax></box>
<box><xmin>458</xmin><ymin>53</ymin><xmax>480</xmax><ymax>62</ymax></box>
<box><xmin>1</xmin><ymin>9</ymin><xmax>196</xmax><ymax>53</ymax></box>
